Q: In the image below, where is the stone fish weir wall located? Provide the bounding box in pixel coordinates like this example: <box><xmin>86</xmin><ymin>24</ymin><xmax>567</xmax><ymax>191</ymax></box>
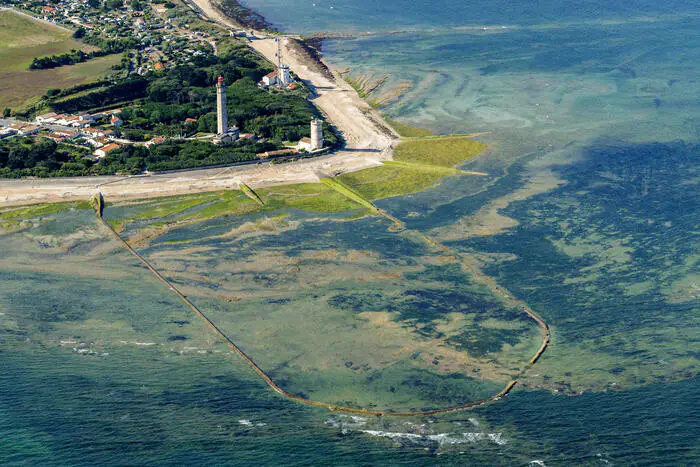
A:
<box><xmin>91</xmin><ymin>192</ymin><xmax>550</xmax><ymax>416</ymax></box>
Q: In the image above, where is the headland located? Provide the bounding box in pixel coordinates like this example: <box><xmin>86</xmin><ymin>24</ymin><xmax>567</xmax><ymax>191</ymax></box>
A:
<box><xmin>0</xmin><ymin>2</ymin><xmax>401</xmax><ymax>207</ymax></box>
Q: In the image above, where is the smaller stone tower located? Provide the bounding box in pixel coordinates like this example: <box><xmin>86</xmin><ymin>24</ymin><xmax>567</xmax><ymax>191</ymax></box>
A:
<box><xmin>310</xmin><ymin>118</ymin><xmax>323</xmax><ymax>151</ymax></box>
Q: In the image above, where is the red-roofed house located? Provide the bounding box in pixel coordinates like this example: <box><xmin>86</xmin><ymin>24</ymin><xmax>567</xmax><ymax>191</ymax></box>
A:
<box><xmin>260</xmin><ymin>70</ymin><xmax>278</xmax><ymax>87</ymax></box>
<box><xmin>145</xmin><ymin>136</ymin><xmax>165</xmax><ymax>148</ymax></box>
<box><xmin>43</xmin><ymin>133</ymin><xmax>67</xmax><ymax>143</ymax></box>
<box><xmin>94</xmin><ymin>143</ymin><xmax>120</xmax><ymax>158</ymax></box>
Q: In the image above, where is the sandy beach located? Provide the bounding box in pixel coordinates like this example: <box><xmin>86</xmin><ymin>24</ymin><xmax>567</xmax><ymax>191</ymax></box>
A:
<box><xmin>0</xmin><ymin>2</ymin><xmax>398</xmax><ymax>207</ymax></box>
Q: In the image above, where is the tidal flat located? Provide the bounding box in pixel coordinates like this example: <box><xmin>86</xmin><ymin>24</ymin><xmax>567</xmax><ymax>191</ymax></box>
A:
<box><xmin>0</xmin><ymin>162</ymin><xmax>543</xmax><ymax>412</ymax></box>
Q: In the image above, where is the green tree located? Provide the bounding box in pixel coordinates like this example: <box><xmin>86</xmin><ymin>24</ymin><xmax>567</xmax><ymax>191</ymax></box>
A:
<box><xmin>2</xmin><ymin>108</ymin><xmax>10</xmax><ymax>118</ymax></box>
<box><xmin>87</xmin><ymin>0</ymin><xmax>100</xmax><ymax>8</ymax></box>
<box><xmin>105</xmin><ymin>0</ymin><xmax>123</xmax><ymax>10</ymax></box>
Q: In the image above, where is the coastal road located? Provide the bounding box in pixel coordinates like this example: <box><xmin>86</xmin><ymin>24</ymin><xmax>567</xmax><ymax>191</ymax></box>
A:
<box><xmin>0</xmin><ymin>150</ymin><xmax>384</xmax><ymax>207</ymax></box>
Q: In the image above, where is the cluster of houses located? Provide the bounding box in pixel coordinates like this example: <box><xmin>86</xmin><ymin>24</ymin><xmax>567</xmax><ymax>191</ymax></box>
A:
<box><xmin>17</xmin><ymin>0</ymin><xmax>219</xmax><ymax>77</ymax></box>
<box><xmin>35</xmin><ymin>0</ymin><xmax>168</xmax><ymax>32</ymax></box>
<box><xmin>0</xmin><ymin>109</ymin><xmax>129</xmax><ymax>159</ymax></box>
<box><xmin>35</xmin><ymin>110</ymin><xmax>122</xmax><ymax>128</ymax></box>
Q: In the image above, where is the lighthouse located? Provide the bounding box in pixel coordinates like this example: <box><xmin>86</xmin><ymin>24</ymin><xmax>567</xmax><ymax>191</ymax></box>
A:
<box><xmin>216</xmin><ymin>75</ymin><xmax>228</xmax><ymax>135</ymax></box>
<box><xmin>214</xmin><ymin>75</ymin><xmax>239</xmax><ymax>144</ymax></box>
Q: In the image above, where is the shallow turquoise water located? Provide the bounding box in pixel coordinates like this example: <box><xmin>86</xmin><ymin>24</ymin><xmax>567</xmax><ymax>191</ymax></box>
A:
<box><xmin>2</xmin><ymin>0</ymin><xmax>699</xmax><ymax>464</ymax></box>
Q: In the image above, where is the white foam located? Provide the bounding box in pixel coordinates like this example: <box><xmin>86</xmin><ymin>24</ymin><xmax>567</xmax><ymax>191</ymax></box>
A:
<box><xmin>468</xmin><ymin>417</ymin><xmax>480</xmax><ymax>427</ymax></box>
<box><xmin>361</xmin><ymin>430</ymin><xmax>423</xmax><ymax>441</ymax></box>
<box><xmin>529</xmin><ymin>461</ymin><xmax>546</xmax><ymax>466</ymax></box>
<box><xmin>238</xmin><ymin>419</ymin><xmax>253</xmax><ymax>426</ymax></box>
<box><xmin>60</xmin><ymin>340</ymin><xmax>77</xmax><ymax>345</ymax></box>
<box><xmin>360</xmin><ymin>430</ymin><xmax>507</xmax><ymax>447</ymax></box>
<box><xmin>488</xmin><ymin>433</ymin><xmax>507</xmax><ymax>445</ymax></box>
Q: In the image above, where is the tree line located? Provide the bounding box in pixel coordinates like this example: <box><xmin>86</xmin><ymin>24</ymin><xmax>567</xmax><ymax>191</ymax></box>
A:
<box><xmin>29</xmin><ymin>37</ymin><xmax>136</xmax><ymax>70</ymax></box>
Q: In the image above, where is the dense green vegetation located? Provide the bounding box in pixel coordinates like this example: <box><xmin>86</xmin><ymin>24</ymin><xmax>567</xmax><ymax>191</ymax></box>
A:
<box><xmin>102</xmin><ymin>139</ymin><xmax>277</xmax><ymax>174</ymax></box>
<box><xmin>28</xmin><ymin>36</ymin><xmax>134</xmax><ymax>70</ymax></box>
<box><xmin>0</xmin><ymin>136</ymin><xmax>277</xmax><ymax>177</ymax></box>
<box><xmin>2</xmin><ymin>36</ymin><xmax>338</xmax><ymax>177</ymax></box>
<box><xmin>0</xmin><ymin>137</ymin><xmax>94</xmax><ymax>178</ymax></box>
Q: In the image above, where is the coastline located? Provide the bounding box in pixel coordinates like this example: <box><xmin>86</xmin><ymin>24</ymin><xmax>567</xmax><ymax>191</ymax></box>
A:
<box><xmin>0</xmin><ymin>1</ymin><xmax>400</xmax><ymax>207</ymax></box>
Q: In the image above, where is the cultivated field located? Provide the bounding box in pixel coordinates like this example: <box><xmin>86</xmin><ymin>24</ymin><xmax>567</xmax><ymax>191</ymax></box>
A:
<box><xmin>0</xmin><ymin>10</ymin><xmax>118</xmax><ymax>110</ymax></box>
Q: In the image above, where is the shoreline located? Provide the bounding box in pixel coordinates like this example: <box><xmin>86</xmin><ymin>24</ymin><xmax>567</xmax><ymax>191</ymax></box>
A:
<box><xmin>0</xmin><ymin>2</ymin><xmax>400</xmax><ymax>208</ymax></box>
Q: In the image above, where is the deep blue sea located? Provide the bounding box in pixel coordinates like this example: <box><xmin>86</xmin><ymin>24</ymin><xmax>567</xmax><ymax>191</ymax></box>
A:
<box><xmin>1</xmin><ymin>0</ymin><xmax>699</xmax><ymax>465</ymax></box>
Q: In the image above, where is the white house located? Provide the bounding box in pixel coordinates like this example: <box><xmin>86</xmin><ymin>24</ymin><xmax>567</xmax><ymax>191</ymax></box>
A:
<box><xmin>36</xmin><ymin>112</ymin><xmax>58</xmax><ymax>123</ymax></box>
<box><xmin>297</xmin><ymin>137</ymin><xmax>313</xmax><ymax>152</ymax></box>
<box><xmin>260</xmin><ymin>70</ymin><xmax>278</xmax><ymax>87</ymax></box>
<box><xmin>93</xmin><ymin>143</ymin><xmax>120</xmax><ymax>158</ymax></box>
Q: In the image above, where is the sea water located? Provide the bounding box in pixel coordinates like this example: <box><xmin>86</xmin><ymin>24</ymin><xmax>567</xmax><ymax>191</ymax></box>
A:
<box><xmin>2</xmin><ymin>0</ymin><xmax>699</xmax><ymax>464</ymax></box>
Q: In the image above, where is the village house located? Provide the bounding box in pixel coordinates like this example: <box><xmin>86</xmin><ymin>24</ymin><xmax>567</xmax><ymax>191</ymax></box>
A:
<box><xmin>36</xmin><ymin>112</ymin><xmax>58</xmax><ymax>123</ymax></box>
<box><xmin>297</xmin><ymin>137</ymin><xmax>315</xmax><ymax>151</ymax></box>
<box><xmin>79</xmin><ymin>114</ymin><xmax>97</xmax><ymax>123</ymax></box>
<box><xmin>144</xmin><ymin>136</ymin><xmax>166</xmax><ymax>148</ymax></box>
<box><xmin>64</xmin><ymin>115</ymin><xmax>83</xmax><ymax>127</ymax></box>
<box><xmin>43</xmin><ymin>133</ymin><xmax>67</xmax><ymax>143</ymax></box>
<box><xmin>9</xmin><ymin>123</ymin><xmax>41</xmax><ymax>135</ymax></box>
<box><xmin>81</xmin><ymin>127</ymin><xmax>104</xmax><ymax>138</ymax></box>
<box><xmin>93</xmin><ymin>143</ymin><xmax>120</xmax><ymax>158</ymax></box>
<box><xmin>260</xmin><ymin>70</ymin><xmax>278</xmax><ymax>87</ymax></box>
<box><xmin>54</xmin><ymin>129</ymin><xmax>79</xmax><ymax>139</ymax></box>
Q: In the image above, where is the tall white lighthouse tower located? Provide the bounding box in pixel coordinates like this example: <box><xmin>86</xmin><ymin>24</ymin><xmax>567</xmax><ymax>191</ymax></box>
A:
<box><xmin>214</xmin><ymin>75</ymin><xmax>239</xmax><ymax>144</ymax></box>
<box><xmin>216</xmin><ymin>75</ymin><xmax>228</xmax><ymax>135</ymax></box>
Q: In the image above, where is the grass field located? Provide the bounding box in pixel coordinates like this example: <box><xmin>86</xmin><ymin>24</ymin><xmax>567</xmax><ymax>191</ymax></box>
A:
<box><xmin>385</xmin><ymin>118</ymin><xmax>433</xmax><ymax>138</ymax></box>
<box><xmin>339</xmin><ymin>137</ymin><xmax>487</xmax><ymax>200</ymax></box>
<box><xmin>0</xmin><ymin>10</ymin><xmax>117</xmax><ymax>110</ymax></box>
<box><xmin>393</xmin><ymin>136</ymin><xmax>486</xmax><ymax>167</ymax></box>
